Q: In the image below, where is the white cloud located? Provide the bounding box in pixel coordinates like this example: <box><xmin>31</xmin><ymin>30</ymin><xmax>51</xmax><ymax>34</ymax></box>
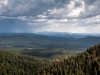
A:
<box><xmin>0</xmin><ymin>0</ymin><xmax>8</xmax><ymax>5</ymax></box>
<box><xmin>0</xmin><ymin>0</ymin><xmax>100</xmax><ymax>33</ymax></box>
<box><xmin>37</xmin><ymin>15</ymin><xmax>47</xmax><ymax>19</ymax></box>
<box><xmin>58</xmin><ymin>19</ymin><xmax>68</xmax><ymax>22</ymax></box>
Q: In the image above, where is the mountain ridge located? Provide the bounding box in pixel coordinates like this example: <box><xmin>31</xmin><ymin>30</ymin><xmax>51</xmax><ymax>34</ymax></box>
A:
<box><xmin>0</xmin><ymin>44</ymin><xmax>100</xmax><ymax>75</ymax></box>
<box><xmin>37</xmin><ymin>44</ymin><xmax>100</xmax><ymax>75</ymax></box>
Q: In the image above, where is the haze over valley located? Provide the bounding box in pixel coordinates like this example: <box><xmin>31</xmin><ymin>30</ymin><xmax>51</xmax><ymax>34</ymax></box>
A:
<box><xmin>0</xmin><ymin>0</ymin><xmax>100</xmax><ymax>75</ymax></box>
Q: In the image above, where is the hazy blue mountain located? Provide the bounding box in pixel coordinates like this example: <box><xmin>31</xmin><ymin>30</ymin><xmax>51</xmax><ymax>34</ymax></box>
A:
<box><xmin>0</xmin><ymin>33</ymin><xmax>100</xmax><ymax>51</ymax></box>
<box><xmin>36</xmin><ymin>32</ymin><xmax>100</xmax><ymax>38</ymax></box>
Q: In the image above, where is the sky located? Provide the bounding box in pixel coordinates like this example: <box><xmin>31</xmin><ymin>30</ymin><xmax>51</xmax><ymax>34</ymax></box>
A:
<box><xmin>0</xmin><ymin>0</ymin><xmax>100</xmax><ymax>33</ymax></box>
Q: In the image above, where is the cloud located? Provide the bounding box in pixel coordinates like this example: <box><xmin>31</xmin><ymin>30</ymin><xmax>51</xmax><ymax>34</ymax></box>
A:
<box><xmin>0</xmin><ymin>0</ymin><xmax>70</xmax><ymax>17</ymax></box>
<box><xmin>0</xmin><ymin>0</ymin><xmax>99</xmax><ymax>19</ymax></box>
<box><xmin>0</xmin><ymin>18</ymin><xmax>37</xmax><ymax>33</ymax></box>
<box><xmin>0</xmin><ymin>0</ymin><xmax>100</xmax><ymax>33</ymax></box>
<box><xmin>74</xmin><ymin>1</ymin><xmax>82</xmax><ymax>7</ymax></box>
<box><xmin>84</xmin><ymin>0</ymin><xmax>97</xmax><ymax>5</ymax></box>
<box><xmin>79</xmin><ymin>0</ymin><xmax>100</xmax><ymax>18</ymax></box>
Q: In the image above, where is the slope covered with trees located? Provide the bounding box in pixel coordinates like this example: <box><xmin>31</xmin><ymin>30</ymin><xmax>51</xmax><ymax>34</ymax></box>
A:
<box><xmin>0</xmin><ymin>34</ymin><xmax>100</xmax><ymax>51</ymax></box>
<box><xmin>0</xmin><ymin>51</ymin><xmax>47</xmax><ymax>75</ymax></box>
<box><xmin>37</xmin><ymin>44</ymin><xmax>100</xmax><ymax>75</ymax></box>
<box><xmin>1</xmin><ymin>44</ymin><xmax>100</xmax><ymax>75</ymax></box>
<box><xmin>0</xmin><ymin>34</ymin><xmax>100</xmax><ymax>59</ymax></box>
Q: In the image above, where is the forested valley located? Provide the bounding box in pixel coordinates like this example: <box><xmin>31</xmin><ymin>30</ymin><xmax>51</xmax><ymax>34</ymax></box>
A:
<box><xmin>0</xmin><ymin>0</ymin><xmax>100</xmax><ymax>74</ymax></box>
<box><xmin>37</xmin><ymin>44</ymin><xmax>100</xmax><ymax>75</ymax></box>
<box><xmin>0</xmin><ymin>44</ymin><xmax>100</xmax><ymax>75</ymax></box>
<box><xmin>0</xmin><ymin>34</ymin><xmax>100</xmax><ymax>75</ymax></box>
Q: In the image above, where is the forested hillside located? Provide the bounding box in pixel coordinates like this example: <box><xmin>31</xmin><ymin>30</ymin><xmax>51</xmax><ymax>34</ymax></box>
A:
<box><xmin>0</xmin><ymin>34</ymin><xmax>100</xmax><ymax>51</ymax></box>
<box><xmin>1</xmin><ymin>44</ymin><xmax>100</xmax><ymax>75</ymax></box>
<box><xmin>0</xmin><ymin>34</ymin><xmax>100</xmax><ymax>59</ymax></box>
<box><xmin>0</xmin><ymin>51</ymin><xmax>47</xmax><ymax>75</ymax></box>
<box><xmin>37</xmin><ymin>44</ymin><xmax>100</xmax><ymax>75</ymax></box>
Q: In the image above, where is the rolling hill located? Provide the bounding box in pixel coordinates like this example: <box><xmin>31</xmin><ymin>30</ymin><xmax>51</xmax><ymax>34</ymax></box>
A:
<box><xmin>1</xmin><ymin>44</ymin><xmax>100</xmax><ymax>75</ymax></box>
<box><xmin>0</xmin><ymin>51</ymin><xmax>47</xmax><ymax>75</ymax></box>
<box><xmin>0</xmin><ymin>33</ymin><xmax>100</xmax><ymax>50</ymax></box>
<box><xmin>0</xmin><ymin>33</ymin><xmax>100</xmax><ymax>58</ymax></box>
<box><xmin>37</xmin><ymin>44</ymin><xmax>100</xmax><ymax>75</ymax></box>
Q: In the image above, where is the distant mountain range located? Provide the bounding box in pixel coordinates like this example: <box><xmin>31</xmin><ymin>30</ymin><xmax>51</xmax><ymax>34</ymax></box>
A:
<box><xmin>0</xmin><ymin>32</ymin><xmax>100</xmax><ymax>38</ymax></box>
<box><xmin>36</xmin><ymin>32</ymin><xmax>100</xmax><ymax>38</ymax></box>
<box><xmin>0</xmin><ymin>33</ymin><xmax>100</xmax><ymax>51</ymax></box>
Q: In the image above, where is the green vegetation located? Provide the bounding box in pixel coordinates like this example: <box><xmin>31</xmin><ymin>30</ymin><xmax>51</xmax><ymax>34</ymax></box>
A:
<box><xmin>0</xmin><ymin>47</ymin><xmax>81</xmax><ymax>60</ymax></box>
<box><xmin>21</xmin><ymin>48</ymin><xmax>81</xmax><ymax>59</ymax></box>
<box><xmin>0</xmin><ymin>51</ymin><xmax>48</xmax><ymax>75</ymax></box>
<box><xmin>0</xmin><ymin>44</ymin><xmax>100</xmax><ymax>75</ymax></box>
<box><xmin>38</xmin><ymin>44</ymin><xmax>100</xmax><ymax>75</ymax></box>
<box><xmin>0</xmin><ymin>34</ymin><xmax>100</xmax><ymax>59</ymax></box>
<box><xmin>0</xmin><ymin>34</ymin><xmax>100</xmax><ymax>51</ymax></box>
<box><xmin>0</xmin><ymin>34</ymin><xmax>100</xmax><ymax>75</ymax></box>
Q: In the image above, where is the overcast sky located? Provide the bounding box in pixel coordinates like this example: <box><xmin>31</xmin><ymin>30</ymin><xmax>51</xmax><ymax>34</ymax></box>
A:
<box><xmin>0</xmin><ymin>0</ymin><xmax>100</xmax><ymax>33</ymax></box>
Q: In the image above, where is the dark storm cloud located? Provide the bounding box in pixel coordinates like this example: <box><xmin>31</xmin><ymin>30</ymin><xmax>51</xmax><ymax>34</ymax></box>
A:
<box><xmin>0</xmin><ymin>0</ymin><xmax>100</xmax><ymax>33</ymax></box>
<box><xmin>0</xmin><ymin>17</ymin><xmax>48</xmax><ymax>33</ymax></box>
<box><xmin>84</xmin><ymin>0</ymin><xmax>97</xmax><ymax>5</ymax></box>
<box><xmin>74</xmin><ymin>1</ymin><xmax>82</xmax><ymax>8</ymax></box>
<box><xmin>54</xmin><ymin>0</ymin><xmax>70</xmax><ymax>8</ymax></box>
<box><xmin>0</xmin><ymin>18</ymin><xmax>34</xmax><ymax>33</ymax></box>
<box><xmin>0</xmin><ymin>0</ymin><xmax>100</xmax><ymax>19</ymax></box>
<box><xmin>79</xmin><ymin>0</ymin><xmax>100</xmax><ymax>19</ymax></box>
<box><xmin>0</xmin><ymin>0</ymin><xmax>70</xmax><ymax>17</ymax></box>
